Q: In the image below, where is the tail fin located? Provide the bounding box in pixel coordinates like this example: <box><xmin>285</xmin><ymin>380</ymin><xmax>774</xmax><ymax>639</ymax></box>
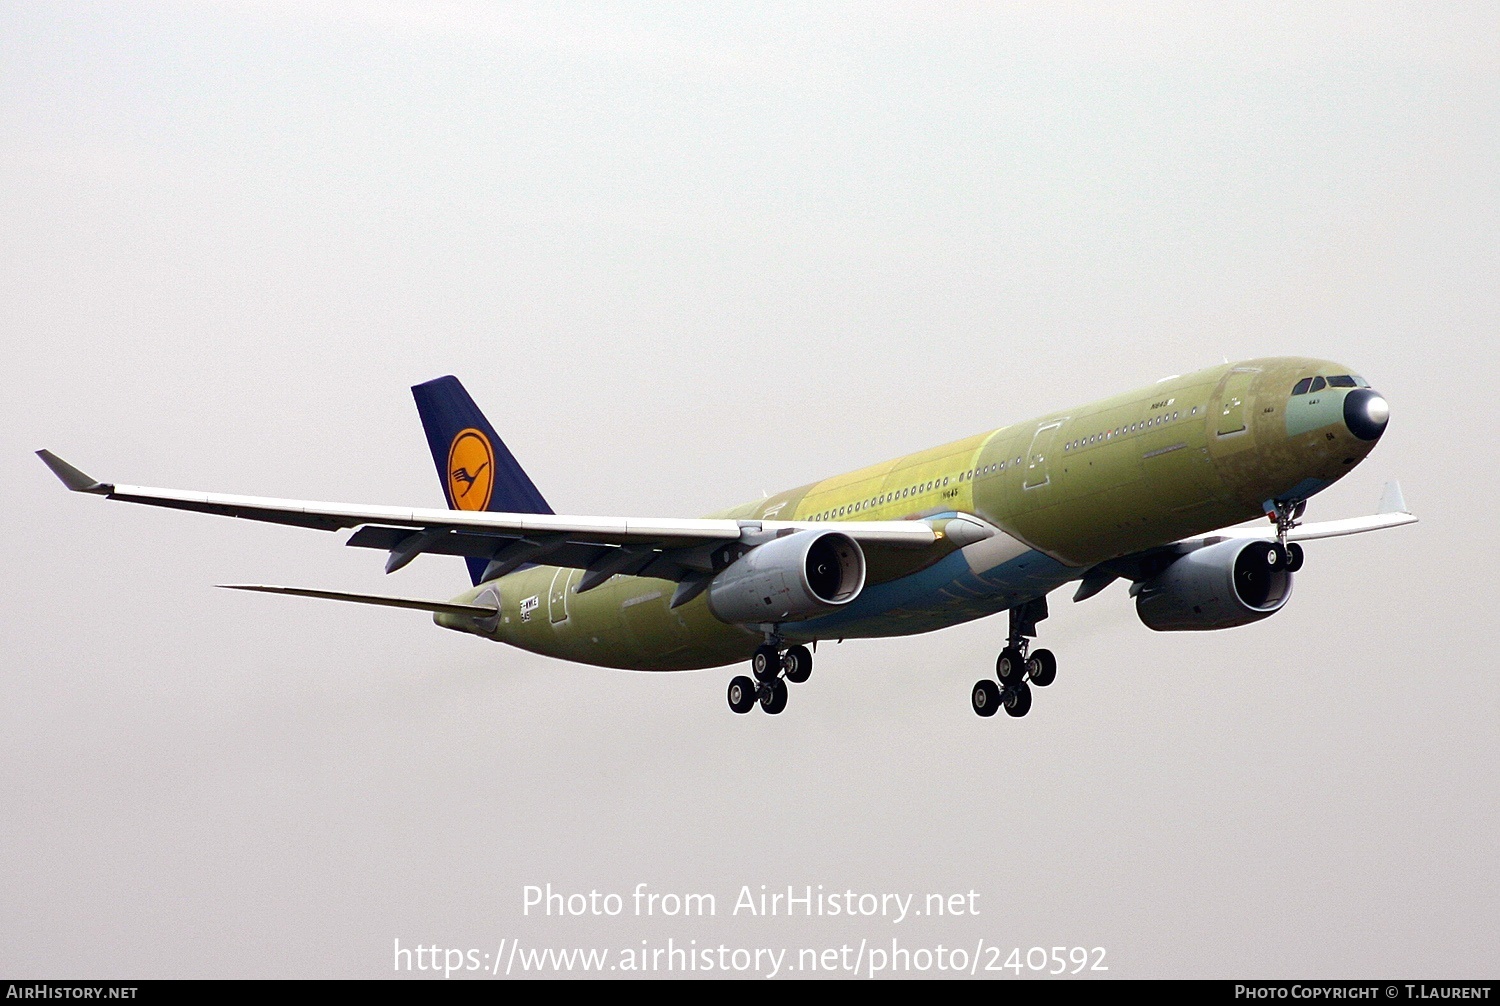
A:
<box><xmin>411</xmin><ymin>376</ymin><xmax>554</xmax><ymax>585</ymax></box>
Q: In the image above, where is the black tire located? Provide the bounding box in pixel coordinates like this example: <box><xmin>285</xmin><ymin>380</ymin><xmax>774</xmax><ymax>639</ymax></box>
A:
<box><xmin>996</xmin><ymin>647</ymin><xmax>1025</xmax><ymax>683</ymax></box>
<box><xmin>1269</xmin><ymin>542</ymin><xmax>1290</xmax><ymax>569</ymax></box>
<box><xmin>971</xmin><ymin>679</ymin><xmax>1000</xmax><ymax>717</ymax></box>
<box><xmin>1004</xmin><ymin>681</ymin><xmax>1032</xmax><ymax>718</ymax></box>
<box><xmin>760</xmin><ymin>679</ymin><xmax>788</xmax><ymax>715</ymax></box>
<box><xmin>1285</xmin><ymin>542</ymin><xmax>1304</xmax><ymax>572</ymax></box>
<box><xmin>727</xmin><ymin>676</ymin><xmax>757</xmax><ymax>714</ymax></box>
<box><xmin>783</xmin><ymin>645</ymin><xmax>813</xmax><ymax>683</ymax></box>
<box><xmin>1027</xmin><ymin>648</ymin><xmax>1057</xmax><ymax>687</ymax></box>
<box><xmin>751</xmin><ymin>645</ymin><xmax>780</xmax><ymax>681</ymax></box>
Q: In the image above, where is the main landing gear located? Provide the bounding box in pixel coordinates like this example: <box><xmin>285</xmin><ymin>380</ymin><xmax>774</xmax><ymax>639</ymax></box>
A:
<box><xmin>973</xmin><ymin>597</ymin><xmax>1056</xmax><ymax>719</ymax></box>
<box><xmin>727</xmin><ymin>641</ymin><xmax>813</xmax><ymax>715</ymax></box>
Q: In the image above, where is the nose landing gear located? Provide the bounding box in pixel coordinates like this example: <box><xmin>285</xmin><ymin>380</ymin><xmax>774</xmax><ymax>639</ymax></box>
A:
<box><xmin>1267</xmin><ymin>541</ymin><xmax>1305</xmax><ymax>571</ymax></box>
<box><xmin>728</xmin><ymin>639</ymin><xmax>814</xmax><ymax>715</ymax></box>
<box><xmin>973</xmin><ymin>597</ymin><xmax>1054</xmax><ymax>719</ymax></box>
<box><xmin>1266</xmin><ymin>499</ymin><xmax>1308</xmax><ymax>571</ymax></box>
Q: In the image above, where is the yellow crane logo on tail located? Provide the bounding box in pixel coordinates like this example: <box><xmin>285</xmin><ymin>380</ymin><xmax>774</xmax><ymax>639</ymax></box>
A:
<box><xmin>446</xmin><ymin>428</ymin><xmax>495</xmax><ymax>511</ymax></box>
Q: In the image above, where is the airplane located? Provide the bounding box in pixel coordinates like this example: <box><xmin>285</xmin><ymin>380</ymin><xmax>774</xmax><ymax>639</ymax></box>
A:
<box><xmin>38</xmin><ymin>357</ymin><xmax>1414</xmax><ymax>719</ymax></box>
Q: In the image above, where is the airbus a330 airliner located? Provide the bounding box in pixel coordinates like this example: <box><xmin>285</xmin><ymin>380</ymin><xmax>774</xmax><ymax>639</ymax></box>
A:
<box><xmin>40</xmin><ymin>357</ymin><xmax>1413</xmax><ymax>719</ymax></box>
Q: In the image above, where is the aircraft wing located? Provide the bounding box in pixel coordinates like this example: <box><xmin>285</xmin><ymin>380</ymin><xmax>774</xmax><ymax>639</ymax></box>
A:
<box><xmin>37</xmin><ymin>450</ymin><xmax>941</xmax><ymax>588</ymax></box>
<box><xmin>1196</xmin><ymin>510</ymin><xmax>1417</xmax><ymax>543</ymax></box>
<box><xmin>1071</xmin><ymin>480</ymin><xmax>1417</xmax><ymax>601</ymax></box>
<box><xmin>1185</xmin><ymin>480</ymin><xmax>1417</xmax><ymax>545</ymax></box>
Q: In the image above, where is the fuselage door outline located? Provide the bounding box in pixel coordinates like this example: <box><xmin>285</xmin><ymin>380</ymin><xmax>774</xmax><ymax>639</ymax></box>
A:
<box><xmin>1023</xmin><ymin>421</ymin><xmax>1066</xmax><ymax>490</ymax></box>
<box><xmin>1214</xmin><ymin>369</ymin><xmax>1259</xmax><ymax>437</ymax></box>
<box><xmin>549</xmin><ymin>567</ymin><xmax>573</xmax><ymax>624</ymax></box>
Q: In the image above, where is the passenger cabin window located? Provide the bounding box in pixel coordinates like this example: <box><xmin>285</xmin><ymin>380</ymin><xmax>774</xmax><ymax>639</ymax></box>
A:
<box><xmin>1292</xmin><ymin>378</ymin><xmax>1314</xmax><ymax>395</ymax></box>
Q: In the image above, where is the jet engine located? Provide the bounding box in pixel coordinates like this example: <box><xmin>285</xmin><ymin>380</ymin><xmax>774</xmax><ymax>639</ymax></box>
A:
<box><xmin>707</xmin><ymin>529</ymin><xmax>865</xmax><ymax>625</ymax></box>
<box><xmin>1134</xmin><ymin>539</ymin><xmax>1294</xmax><ymax>631</ymax></box>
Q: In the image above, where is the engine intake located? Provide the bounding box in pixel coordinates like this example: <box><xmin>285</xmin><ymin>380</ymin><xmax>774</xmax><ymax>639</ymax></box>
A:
<box><xmin>1135</xmin><ymin>539</ymin><xmax>1293</xmax><ymax>631</ymax></box>
<box><xmin>708</xmin><ymin>529</ymin><xmax>865</xmax><ymax>625</ymax></box>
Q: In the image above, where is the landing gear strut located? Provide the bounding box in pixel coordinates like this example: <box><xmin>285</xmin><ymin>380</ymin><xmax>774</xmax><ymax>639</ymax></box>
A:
<box><xmin>728</xmin><ymin>635</ymin><xmax>814</xmax><ymax>715</ymax></box>
<box><xmin>1266</xmin><ymin>499</ymin><xmax>1307</xmax><ymax>571</ymax></box>
<box><xmin>973</xmin><ymin>597</ymin><xmax>1055</xmax><ymax>719</ymax></box>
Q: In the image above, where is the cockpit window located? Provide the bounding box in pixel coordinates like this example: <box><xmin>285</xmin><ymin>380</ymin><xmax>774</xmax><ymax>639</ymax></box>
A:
<box><xmin>1327</xmin><ymin>375</ymin><xmax>1356</xmax><ymax>388</ymax></box>
<box><xmin>1353</xmin><ymin>375</ymin><xmax>1369</xmax><ymax>387</ymax></box>
<box><xmin>1308</xmin><ymin>376</ymin><xmax>1326</xmax><ymax>393</ymax></box>
<box><xmin>1291</xmin><ymin>377</ymin><xmax>1314</xmax><ymax>395</ymax></box>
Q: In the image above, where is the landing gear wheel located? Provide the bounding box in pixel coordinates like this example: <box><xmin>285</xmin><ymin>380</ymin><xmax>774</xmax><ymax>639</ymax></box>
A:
<box><xmin>727</xmin><ymin>676</ymin><xmax>757</xmax><ymax>714</ymax></box>
<box><xmin>751</xmin><ymin>645</ymin><xmax>780</xmax><ymax>681</ymax></box>
<box><xmin>996</xmin><ymin>647</ymin><xmax>1026</xmax><ymax>684</ymax></box>
<box><xmin>971</xmin><ymin>679</ymin><xmax>1001</xmax><ymax>717</ymax></box>
<box><xmin>783</xmin><ymin>645</ymin><xmax>813</xmax><ymax>684</ymax></box>
<box><xmin>1269</xmin><ymin>542</ymin><xmax>1290</xmax><ymax>569</ymax></box>
<box><xmin>1285</xmin><ymin>542</ymin><xmax>1304</xmax><ymax>572</ymax></box>
<box><xmin>1003</xmin><ymin>681</ymin><xmax>1033</xmax><ymax>718</ymax></box>
<box><xmin>1027</xmin><ymin>648</ymin><xmax>1057</xmax><ymax>687</ymax></box>
<box><xmin>759</xmin><ymin>679</ymin><xmax>788</xmax><ymax>715</ymax></box>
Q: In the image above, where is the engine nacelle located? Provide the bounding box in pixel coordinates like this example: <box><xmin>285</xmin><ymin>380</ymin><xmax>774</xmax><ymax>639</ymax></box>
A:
<box><xmin>708</xmin><ymin>530</ymin><xmax>865</xmax><ymax>625</ymax></box>
<box><xmin>1134</xmin><ymin>539</ymin><xmax>1294</xmax><ymax>631</ymax></box>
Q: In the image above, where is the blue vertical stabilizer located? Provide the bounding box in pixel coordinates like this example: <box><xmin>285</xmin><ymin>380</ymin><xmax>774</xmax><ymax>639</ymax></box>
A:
<box><xmin>411</xmin><ymin>376</ymin><xmax>554</xmax><ymax>585</ymax></box>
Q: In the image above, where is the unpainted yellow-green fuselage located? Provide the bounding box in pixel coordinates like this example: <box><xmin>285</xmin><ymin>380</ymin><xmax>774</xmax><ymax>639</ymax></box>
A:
<box><xmin>438</xmin><ymin>357</ymin><xmax>1379</xmax><ymax>670</ymax></box>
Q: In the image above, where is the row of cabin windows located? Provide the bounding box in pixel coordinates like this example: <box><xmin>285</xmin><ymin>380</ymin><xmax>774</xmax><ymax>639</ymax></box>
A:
<box><xmin>810</xmin><ymin>400</ymin><xmax>1206</xmax><ymax>521</ymax></box>
<box><xmin>1063</xmin><ymin>406</ymin><xmax>1196</xmax><ymax>452</ymax></box>
<box><xmin>807</xmin><ymin>381</ymin><xmax>1358</xmax><ymax>520</ymax></box>
<box><xmin>1292</xmin><ymin>374</ymin><xmax>1367</xmax><ymax>395</ymax></box>
<box><xmin>810</xmin><ymin>457</ymin><xmax>1024</xmax><ymax>521</ymax></box>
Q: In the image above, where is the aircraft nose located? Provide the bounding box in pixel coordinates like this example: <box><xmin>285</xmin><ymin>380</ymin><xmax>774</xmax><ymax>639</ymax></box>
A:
<box><xmin>1344</xmin><ymin>388</ymin><xmax>1390</xmax><ymax>441</ymax></box>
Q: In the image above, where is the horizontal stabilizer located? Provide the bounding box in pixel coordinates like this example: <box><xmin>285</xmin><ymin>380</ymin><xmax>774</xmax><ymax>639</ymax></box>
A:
<box><xmin>218</xmin><ymin>584</ymin><xmax>497</xmax><ymax>617</ymax></box>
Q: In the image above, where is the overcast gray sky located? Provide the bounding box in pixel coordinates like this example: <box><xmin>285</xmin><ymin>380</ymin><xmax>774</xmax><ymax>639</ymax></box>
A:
<box><xmin>3</xmin><ymin>2</ymin><xmax>1497</xmax><ymax>978</ymax></box>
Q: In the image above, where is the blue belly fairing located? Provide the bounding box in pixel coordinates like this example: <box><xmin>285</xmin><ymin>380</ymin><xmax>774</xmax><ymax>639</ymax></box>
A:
<box><xmin>789</xmin><ymin>545</ymin><xmax>1078</xmax><ymax>640</ymax></box>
